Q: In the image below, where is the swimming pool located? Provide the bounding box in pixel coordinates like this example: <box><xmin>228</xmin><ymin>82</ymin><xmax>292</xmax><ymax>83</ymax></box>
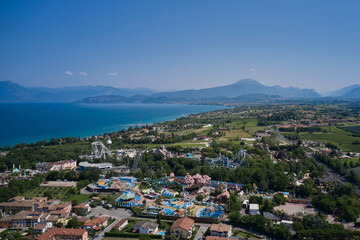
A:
<box><xmin>116</xmin><ymin>190</ymin><xmax>140</xmax><ymax>204</ymax></box>
<box><xmin>196</xmin><ymin>208</ymin><xmax>224</xmax><ymax>218</ymax></box>
<box><xmin>162</xmin><ymin>208</ymin><xmax>175</xmax><ymax>216</ymax></box>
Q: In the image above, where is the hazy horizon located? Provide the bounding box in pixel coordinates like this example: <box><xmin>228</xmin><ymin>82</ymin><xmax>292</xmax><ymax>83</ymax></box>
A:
<box><xmin>5</xmin><ymin>78</ymin><xmax>340</xmax><ymax>95</ymax></box>
<box><xmin>1</xmin><ymin>0</ymin><xmax>359</xmax><ymax>93</ymax></box>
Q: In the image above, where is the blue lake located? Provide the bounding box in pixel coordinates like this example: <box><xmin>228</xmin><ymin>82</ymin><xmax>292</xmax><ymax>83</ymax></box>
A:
<box><xmin>0</xmin><ymin>103</ymin><xmax>226</xmax><ymax>147</ymax></box>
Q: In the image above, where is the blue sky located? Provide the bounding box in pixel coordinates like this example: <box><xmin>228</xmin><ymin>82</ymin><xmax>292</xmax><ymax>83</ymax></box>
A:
<box><xmin>0</xmin><ymin>0</ymin><xmax>359</xmax><ymax>93</ymax></box>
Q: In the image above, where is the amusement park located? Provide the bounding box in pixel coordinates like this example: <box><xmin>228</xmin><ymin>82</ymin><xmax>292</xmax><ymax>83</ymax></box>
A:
<box><xmin>83</xmin><ymin>172</ymin><xmax>240</xmax><ymax>220</ymax></box>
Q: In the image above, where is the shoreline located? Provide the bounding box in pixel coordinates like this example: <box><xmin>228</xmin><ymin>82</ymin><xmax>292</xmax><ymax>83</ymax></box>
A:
<box><xmin>0</xmin><ymin>103</ymin><xmax>228</xmax><ymax>148</ymax></box>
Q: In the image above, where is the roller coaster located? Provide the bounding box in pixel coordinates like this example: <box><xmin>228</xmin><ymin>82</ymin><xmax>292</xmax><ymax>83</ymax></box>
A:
<box><xmin>90</xmin><ymin>141</ymin><xmax>112</xmax><ymax>159</ymax></box>
<box><xmin>206</xmin><ymin>149</ymin><xmax>248</xmax><ymax>169</ymax></box>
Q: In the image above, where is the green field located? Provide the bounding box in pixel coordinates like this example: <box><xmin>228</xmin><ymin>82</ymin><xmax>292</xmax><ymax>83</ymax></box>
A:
<box><xmin>24</xmin><ymin>186</ymin><xmax>73</xmax><ymax>199</ymax></box>
<box><xmin>171</xmin><ymin>142</ymin><xmax>208</xmax><ymax>148</ymax></box>
<box><xmin>300</xmin><ymin>127</ymin><xmax>360</xmax><ymax>152</ymax></box>
<box><xmin>65</xmin><ymin>194</ymin><xmax>90</xmax><ymax>203</ymax></box>
<box><xmin>233</xmin><ymin>230</ymin><xmax>262</xmax><ymax>239</ymax></box>
<box><xmin>225</xmin><ymin>118</ymin><xmax>258</xmax><ymax>127</ymax></box>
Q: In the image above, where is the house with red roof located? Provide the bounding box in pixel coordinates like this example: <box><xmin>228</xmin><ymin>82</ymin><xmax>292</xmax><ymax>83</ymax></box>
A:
<box><xmin>170</xmin><ymin>217</ymin><xmax>195</xmax><ymax>239</ymax></box>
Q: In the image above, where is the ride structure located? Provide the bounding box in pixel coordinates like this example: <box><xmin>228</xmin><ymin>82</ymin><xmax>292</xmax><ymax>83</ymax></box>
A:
<box><xmin>206</xmin><ymin>149</ymin><xmax>248</xmax><ymax>169</ymax></box>
<box><xmin>90</xmin><ymin>141</ymin><xmax>112</xmax><ymax>159</ymax></box>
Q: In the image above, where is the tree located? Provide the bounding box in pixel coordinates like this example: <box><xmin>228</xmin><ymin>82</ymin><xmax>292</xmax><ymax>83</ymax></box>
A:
<box><xmin>261</xmin><ymin>200</ymin><xmax>273</xmax><ymax>213</ymax></box>
<box><xmin>335</xmin><ymin>183</ymin><xmax>355</xmax><ymax>197</ymax></box>
<box><xmin>164</xmin><ymin>235</ymin><xmax>176</xmax><ymax>240</ymax></box>
<box><xmin>139</xmin><ymin>235</ymin><xmax>151</xmax><ymax>240</ymax></box>
<box><xmin>75</xmin><ymin>208</ymin><xmax>85</xmax><ymax>216</ymax></box>
<box><xmin>66</xmin><ymin>217</ymin><xmax>82</xmax><ymax>229</ymax></box>
<box><xmin>296</xmin><ymin>184</ymin><xmax>313</xmax><ymax>197</ymax></box>
<box><xmin>292</xmin><ymin>222</ymin><xmax>304</xmax><ymax>231</ymax></box>
<box><xmin>272</xmin><ymin>224</ymin><xmax>291</xmax><ymax>240</ymax></box>
<box><xmin>273</xmin><ymin>193</ymin><xmax>286</xmax><ymax>206</ymax></box>
<box><xmin>196</xmin><ymin>194</ymin><xmax>205</xmax><ymax>201</ymax></box>
<box><xmin>303</xmin><ymin>215</ymin><xmax>325</xmax><ymax>229</ymax></box>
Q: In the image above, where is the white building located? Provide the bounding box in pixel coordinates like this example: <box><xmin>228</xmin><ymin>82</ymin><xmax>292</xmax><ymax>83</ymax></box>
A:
<box><xmin>133</xmin><ymin>221</ymin><xmax>159</xmax><ymax>234</ymax></box>
<box><xmin>78</xmin><ymin>162</ymin><xmax>113</xmax><ymax>171</ymax></box>
<box><xmin>249</xmin><ymin>204</ymin><xmax>260</xmax><ymax>215</ymax></box>
<box><xmin>210</xmin><ymin>224</ymin><xmax>232</xmax><ymax>238</ymax></box>
<box><xmin>36</xmin><ymin>160</ymin><xmax>77</xmax><ymax>172</ymax></box>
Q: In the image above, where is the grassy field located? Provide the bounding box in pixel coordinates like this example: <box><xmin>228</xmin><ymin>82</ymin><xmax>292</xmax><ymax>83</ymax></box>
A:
<box><xmin>234</xmin><ymin>230</ymin><xmax>262</xmax><ymax>239</ymax></box>
<box><xmin>225</xmin><ymin>118</ymin><xmax>258</xmax><ymax>127</ymax></box>
<box><xmin>341</xmin><ymin>158</ymin><xmax>360</xmax><ymax>165</ymax></box>
<box><xmin>219</xmin><ymin>129</ymin><xmax>252</xmax><ymax>140</ymax></box>
<box><xmin>300</xmin><ymin>127</ymin><xmax>360</xmax><ymax>152</ymax></box>
<box><xmin>24</xmin><ymin>186</ymin><xmax>72</xmax><ymax>199</ymax></box>
<box><xmin>175</xmin><ymin>127</ymin><xmax>213</xmax><ymax>136</ymax></box>
<box><xmin>171</xmin><ymin>142</ymin><xmax>209</xmax><ymax>148</ymax></box>
<box><xmin>65</xmin><ymin>194</ymin><xmax>90</xmax><ymax>203</ymax></box>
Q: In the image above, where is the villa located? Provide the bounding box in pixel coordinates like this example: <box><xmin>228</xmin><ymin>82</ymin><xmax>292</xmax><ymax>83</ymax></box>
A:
<box><xmin>210</xmin><ymin>224</ymin><xmax>232</xmax><ymax>238</ymax></box>
<box><xmin>170</xmin><ymin>217</ymin><xmax>195</xmax><ymax>239</ymax></box>
<box><xmin>133</xmin><ymin>221</ymin><xmax>159</xmax><ymax>234</ymax></box>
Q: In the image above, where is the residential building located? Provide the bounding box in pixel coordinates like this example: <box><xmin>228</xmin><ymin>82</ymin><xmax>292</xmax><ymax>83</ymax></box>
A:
<box><xmin>82</xmin><ymin>217</ymin><xmax>108</xmax><ymax>231</ymax></box>
<box><xmin>0</xmin><ymin>200</ymin><xmax>36</xmax><ymax>216</ymax></box>
<box><xmin>37</xmin><ymin>228</ymin><xmax>88</xmax><ymax>240</ymax></box>
<box><xmin>33</xmin><ymin>223</ymin><xmax>49</xmax><ymax>234</ymax></box>
<box><xmin>0</xmin><ymin>211</ymin><xmax>53</xmax><ymax>229</ymax></box>
<box><xmin>0</xmin><ymin>215</ymin><xmax>13</xmax><ymax>228</ymax></box>
<box><xmin>73</xmin><ymin>203</ymin><xmax>91</xmax><ymax>215</ymax></box>
<box><xmin>170</xmin><ymin>217</ymin><xmax>195</xmax><ymax>239</ymax></box>
<box><xmin>113</xmin><ymin>219</ymin><xmax>128</xmax><ymax>231</ymax></box>
<box><xmin>50</xmin><ymin>202</ymin><xmax>72</xmax><ymax>213</ymax></box>
<box><xmin>36</xmin><ymin>160</ymin><xmax>77</xmax><ymax>171</ymax></box>
<box><xmin>9</xmin><ymin>196</ymin><xmax>25</xmax><ymax>202</ymax></box>
<box><xmin>12</xmin><ymin>211</ymin><xmax>41</xmax><ymax>228</ymax></box>
<box><xmin>210</xmin><ymin>224</ymin><xmax>232</xmax><ymax>238</ymax></box>
<box><xmin>133</xmin><ymin>221</ymin><xmax>159</xmax><ymax>234</ymax></box>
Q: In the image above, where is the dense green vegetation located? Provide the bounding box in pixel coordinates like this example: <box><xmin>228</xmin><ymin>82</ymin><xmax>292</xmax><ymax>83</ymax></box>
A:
<box><xmin>135</xmin><ymin>141</ymin><xmax>324</xmax><ymax>193</ymax></box>
<box><xmin>0</xmin><ymin>168</ymin><xmax>100</xmax><ymax>202</ymax></box>
<box><xmin>0</xmin><ymin>175</ymin><xmax>44</xmax><ymax>202</ymax></box>
<box><xmin>312</xmin><ymin>183</ymin><xmax>360</xmax><ymax>222</ymax></box>
<box><xmin>301</xmin><ymin>127</ymin><xmax>360</xmax><ymax>152</ymax></box>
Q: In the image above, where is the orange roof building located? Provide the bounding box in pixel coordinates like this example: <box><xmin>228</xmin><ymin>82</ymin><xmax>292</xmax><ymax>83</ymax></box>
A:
<box><xmin>170</xmin><ymin>217</ymin><xmax>195</xmax><ymax>239</ymax></box>
<box><xmin>37</xmin><ymin>228</ymin><xmax>88</xmax><ymax>240</ymax></box>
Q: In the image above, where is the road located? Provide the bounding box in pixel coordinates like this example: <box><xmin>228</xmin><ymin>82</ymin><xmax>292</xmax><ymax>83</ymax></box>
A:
<box><xmin>305</xmin><ymin>152</ymin><xmax>360</xmax><ymax>197</ymax></box>
<box><xmin>272</xmin><ymin>128</ymin><xmax>360</xmax><ymax>198</ymax></box>
<box><xmin>269</xmin><ymin>126</ymin><xmax>296</xmax><ymax>145</ymax></box>
<box><xmin>193</xmin><ymin>223</ymin><xmax>210</xmax><ymax>240</ymax></box>
<box><xmin>89</xmin><ymin>206</ymin><xmax>131</xmax><ymax>240</ymax></box>
<box><xmin>93</xmin><ymin>219</ymin><xmax>120</xmax><ymax>240</ymax></box>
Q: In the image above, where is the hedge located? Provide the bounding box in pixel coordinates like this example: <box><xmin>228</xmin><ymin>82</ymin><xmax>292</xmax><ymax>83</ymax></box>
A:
<box><xmin>105</xmin><ymin>231</ymin><xmax>163</xmax><ymax>239</ymax></box>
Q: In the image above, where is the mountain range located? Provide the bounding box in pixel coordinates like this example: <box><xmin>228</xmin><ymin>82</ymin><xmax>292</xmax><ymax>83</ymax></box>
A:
<box><xmin>0</xmin><ymin>79</ymin><xmax>359</xmax><ymax>103</ymax></box>
<box><xmin>0</xmin><ymin>81</ymin><xmax>158</xmax><ymax>102</ymax></box>
<box><xmin>330</xmin><ymin>84</ymin><xmax>360</xmax><ymax>98</ymax></box>
<box><xmin>151</xmin><ymin>79</ymin><xmax>320</xmax><ymax>99</ymax></box>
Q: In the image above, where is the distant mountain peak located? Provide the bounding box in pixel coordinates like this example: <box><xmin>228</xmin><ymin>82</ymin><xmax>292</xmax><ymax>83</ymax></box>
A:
<box><xmin>331</xmin><ymin>84</ymin><xmax>360</xmax><ymax>97</ymax></box>
<box><xmin>234</xmin><ymin>78</ymin><xmax>260</xmax><ymax>85</ymax></box>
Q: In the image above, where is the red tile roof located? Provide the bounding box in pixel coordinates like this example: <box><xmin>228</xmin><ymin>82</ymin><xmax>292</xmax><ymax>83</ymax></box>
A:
<box><xmin>37</xmin><ymin>228</ymin><xmax>87</xmax><ymax>240</ymax></box>
<box><xmin>83</xmin><ymin>217</ymin><xmax>108</xmax><ymax>227</ymax></box>
<box><xmin>206</xmin><ymin>237</ymin><xmax>229</xmax><ymax>240</ymax></box>
<box><xmin>170</xmin><ymin>217</ymin><xmax>194</xmax><ymax>231</ymax></box>
<box><xmin>210</xmin><ymin>224</ymin><xmax>231</xmax><ymax>233</ymax></box>
<box><xmin>113</xmin><ymin>219</ymin><xmax>128</xmax><ymax>229</ymax></box>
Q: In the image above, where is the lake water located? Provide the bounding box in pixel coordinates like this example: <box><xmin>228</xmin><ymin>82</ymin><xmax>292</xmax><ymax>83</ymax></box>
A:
<box><xmin>0</xmin><ymin>103</ymin><xmax>226</xmax><ymax>147</ymax></box>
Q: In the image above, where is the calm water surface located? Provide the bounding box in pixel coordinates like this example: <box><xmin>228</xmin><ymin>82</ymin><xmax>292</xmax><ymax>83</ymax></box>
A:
<box><xmin>0</xmin><ymin>103</ymin><xmax>226</xmax><ymax>147</ymax></box>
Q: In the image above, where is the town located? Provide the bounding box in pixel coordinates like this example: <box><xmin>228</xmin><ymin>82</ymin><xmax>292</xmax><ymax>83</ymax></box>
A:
<box><xmin>1</xmin><ymin>103</ymin><xmax>360</xmax><ymax>240</ymax></box>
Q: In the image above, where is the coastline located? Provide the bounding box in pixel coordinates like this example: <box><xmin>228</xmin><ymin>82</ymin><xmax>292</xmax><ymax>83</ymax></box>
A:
<box><xmin>0</xmin><ymin>102</ymin><xmax>227</xmax><ymax>147</ymax></box>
